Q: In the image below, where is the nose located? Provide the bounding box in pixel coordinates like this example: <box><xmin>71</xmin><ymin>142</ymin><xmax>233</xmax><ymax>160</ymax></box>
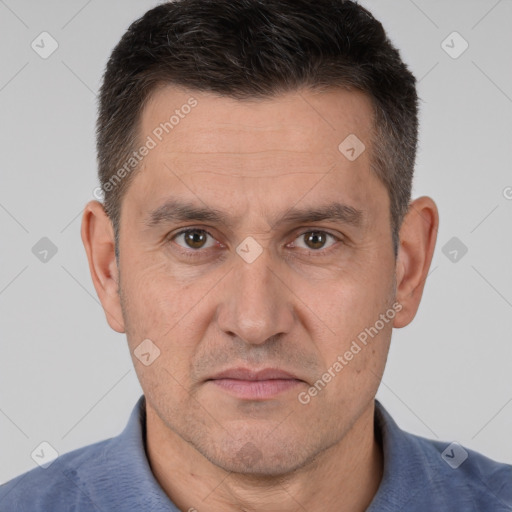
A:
<box><xmin>216</xmin><ymin>245</ymin><xmax>295</xmax><ymax>345</ymax></box>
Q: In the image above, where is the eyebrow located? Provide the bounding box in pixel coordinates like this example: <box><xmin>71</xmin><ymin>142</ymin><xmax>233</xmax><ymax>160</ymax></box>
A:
<box><xmin>144</xmin><ymin>198</ymin><xmax>364</xmax><ymax>230</ymax></box>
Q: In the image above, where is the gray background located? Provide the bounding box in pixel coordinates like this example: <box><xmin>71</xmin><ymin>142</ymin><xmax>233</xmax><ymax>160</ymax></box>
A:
<box><xmin>1</xmin><ymin>0</ymin><xmax>511</xmax><ymax>483</ymax></box>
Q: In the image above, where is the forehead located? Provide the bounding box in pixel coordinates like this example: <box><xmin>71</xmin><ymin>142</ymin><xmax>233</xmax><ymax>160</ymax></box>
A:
<box><xmin>124</xmin><ymin>85</ymin><xmax>386</xmax><ymax>226</ymax></box>
<box><xmin>141</xmin><ymin>85</ymin><xmax>374</xmax><ymax>161</ymax></box>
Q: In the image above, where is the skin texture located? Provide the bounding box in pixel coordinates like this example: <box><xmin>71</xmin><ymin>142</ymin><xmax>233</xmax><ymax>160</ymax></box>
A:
<box><xmin>81</xmin><ymin>86</ymin><xmax>438</xmax><ymax>512</ymax></box>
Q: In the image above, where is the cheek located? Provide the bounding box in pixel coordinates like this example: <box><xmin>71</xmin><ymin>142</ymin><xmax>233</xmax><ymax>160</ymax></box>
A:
<box><xmin>296</xmin><ymin>259</ymin><xmax>394</xmax><ymax>385</ymax></box>
<box><xmin>120</xmin><ymin>258</ymin><xmax>216</xmax><ymax>377</ymax></box>
<box><xmin>296</xmin><ymin>259</ymin><xmax>394</xmax><ymax>338</ymax></box>
<box><xmin>304</xmin><ymin>305</ymin><xmax>392</xmax><ymax>412</ymax></box>
<box><xmin>120</xmin><ymin>255</ymin><xmax>196</xmax><ymax>334</ymax></box>
<box><xmin>121</xmin><ymin>270</ymin><xmax>199</xmax><ymax>405</ymax></box>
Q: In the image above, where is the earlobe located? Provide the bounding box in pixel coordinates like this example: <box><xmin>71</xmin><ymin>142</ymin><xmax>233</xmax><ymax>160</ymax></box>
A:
<box><xmin>81</xmin><ymin>200</ymin><xmax>125</xmax><ymax>333</ymax></box>
<box><xmin>393</xmin><ymin>196</ymin><xmax>439</xmax><ymax>329</ymax></box>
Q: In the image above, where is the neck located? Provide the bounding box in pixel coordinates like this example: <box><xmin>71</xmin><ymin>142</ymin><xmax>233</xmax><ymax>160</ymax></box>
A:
<box><xmin>146</xmin><ymin>401</ymin><xmax>383</xmax><ymax>512</ymax></box>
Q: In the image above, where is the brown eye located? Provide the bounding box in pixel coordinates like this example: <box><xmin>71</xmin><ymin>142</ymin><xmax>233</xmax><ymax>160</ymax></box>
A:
<box><xmin>291</xmin><ymin>231</ymin><xmax>338</xmax><ymax>251</ymax></box>
<box><xmin>173</xmin><ymin>229</ymin><xmax>216</xmax><ymax>250</ymax></box>
<box><xmin>184</xmin><ymin>230</ymin><xmax>207</xmax><ymax>249</ymax></box>
<box><xmin>304</xmin><ymin>232</ymin><xmax>327</xmax><ymax>249</ymax></box>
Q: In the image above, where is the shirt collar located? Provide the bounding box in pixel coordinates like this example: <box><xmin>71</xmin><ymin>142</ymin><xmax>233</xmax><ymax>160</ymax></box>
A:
<box><xmin>368</xmin><ymin>399</ymin><xmax>438</xmax><ymax>511</ymax></box>
<box><xmin>70</xmin><ymin>395</ymin><xmax>179</xmax><ymax>511</ymax></box>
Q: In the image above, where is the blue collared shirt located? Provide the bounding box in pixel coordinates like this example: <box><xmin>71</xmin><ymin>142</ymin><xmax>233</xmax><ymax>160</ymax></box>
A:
<box><xmin>1</xmin><ymin>395</ymin><xmax>511</xmax><ymax>511</ymax></box>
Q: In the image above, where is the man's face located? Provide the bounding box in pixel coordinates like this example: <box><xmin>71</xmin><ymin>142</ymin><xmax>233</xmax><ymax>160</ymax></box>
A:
<box><xmin>117</xmin><ymin>86</ymin><xmax>397</xmax><ymax>474</ymax></box>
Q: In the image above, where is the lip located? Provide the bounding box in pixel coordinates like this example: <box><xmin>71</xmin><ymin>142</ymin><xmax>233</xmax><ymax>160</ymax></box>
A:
<box><xmin>207</xmin><ymin>367</ymin><xmax>301</xmax><ymax>381</ymax></box>
<box><xmin>206</xmin><ymin>367</ymin><xmax>304</xmax><ymax>400</ymax></box>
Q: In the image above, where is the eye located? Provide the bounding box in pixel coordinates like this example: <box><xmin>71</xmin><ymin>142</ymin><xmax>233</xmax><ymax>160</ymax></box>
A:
<box><xmin>172</xmin><ymin>229</ymin><xmax>218</xmax><ymax>250</ymax></box>
<box><xmin>290</xmin><ymin>231</ymin><xmax>339</xmax><ymax>251</ymax></box>
<box><xmin>168</xmin><ymin>228</ymin><xmax>341</xmax><ymax>257</ymax></box>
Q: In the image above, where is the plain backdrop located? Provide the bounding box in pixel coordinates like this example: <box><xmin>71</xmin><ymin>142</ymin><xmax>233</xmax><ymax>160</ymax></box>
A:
<box><xmin>1</xmin><ymin>0</ymin><xmax>511</xmax><ymax>484</ymax></box>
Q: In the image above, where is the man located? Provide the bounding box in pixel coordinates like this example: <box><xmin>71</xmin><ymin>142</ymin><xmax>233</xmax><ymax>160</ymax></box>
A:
<box><xmin>1</xmin><ymin>0</ymin><xmax>511</xmax><ymax>510</ymax></box>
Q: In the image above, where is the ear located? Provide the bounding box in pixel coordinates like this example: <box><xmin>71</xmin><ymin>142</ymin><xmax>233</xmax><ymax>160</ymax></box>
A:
<box><xmin>393</xmin><ymin>196</ymin><xmax>439</xmax><ymax>328</ymax></box>
<box><xmin>81</xmin><ymin>200</ymin><xmax>125</xmax><ymax>333</ymax></box>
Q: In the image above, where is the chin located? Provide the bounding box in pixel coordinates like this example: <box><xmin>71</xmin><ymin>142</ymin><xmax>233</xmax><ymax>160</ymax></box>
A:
<box><xmin>196</xmin><ymin>430</ymin><xmax>320</xmax><ymax>477</ymax></box>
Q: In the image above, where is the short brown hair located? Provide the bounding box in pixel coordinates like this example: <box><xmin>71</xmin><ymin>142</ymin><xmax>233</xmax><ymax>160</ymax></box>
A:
<box><xmin>97</xmin><ymin>0</ymin><xmax>418</xmax><ymax>258</ymax></box>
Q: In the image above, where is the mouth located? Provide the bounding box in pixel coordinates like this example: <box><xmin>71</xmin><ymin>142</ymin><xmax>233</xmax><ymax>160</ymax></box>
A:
<box><xmin>206</xmin><ymin>367</ymin><xmax>304</xmax><ymax>400</ymax></box>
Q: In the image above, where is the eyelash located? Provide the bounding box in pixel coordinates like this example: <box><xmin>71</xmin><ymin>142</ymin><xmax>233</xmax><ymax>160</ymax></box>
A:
<box><xmin>168</xmin><ymin>228</ymin><xmax>343</xmax><ymax>259</ymax></box>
